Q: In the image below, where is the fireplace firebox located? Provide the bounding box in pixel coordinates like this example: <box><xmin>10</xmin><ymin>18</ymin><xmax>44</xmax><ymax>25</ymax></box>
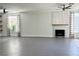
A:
<box><xmin>55</xmin><ymin>30</ymin><xmax>65</xmax><ymax>37</ymax></box>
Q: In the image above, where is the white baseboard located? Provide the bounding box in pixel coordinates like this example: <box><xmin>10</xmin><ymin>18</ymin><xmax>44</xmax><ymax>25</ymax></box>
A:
<box><xmin>0</xmin><ymin>34</ymin><xmax>8</xmax><ymax>36</ymax></box>
<box><xmin>21</xmin><ymin>35</ymin><xmax>52</xmax><ymax>37</ymax></box>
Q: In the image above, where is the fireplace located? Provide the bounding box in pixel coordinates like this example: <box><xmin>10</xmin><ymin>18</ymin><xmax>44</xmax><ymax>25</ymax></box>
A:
<box><xmin>55</xmin><ymin>30</ymin><xmax>65</xmax><ymax>37</ymax></box>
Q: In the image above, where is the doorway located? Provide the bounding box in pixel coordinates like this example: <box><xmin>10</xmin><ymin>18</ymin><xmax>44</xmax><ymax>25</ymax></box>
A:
<box><xmin>7</xmin><ymin>15</ymin><xmax>20</xmax><ymax>37</ymax></box>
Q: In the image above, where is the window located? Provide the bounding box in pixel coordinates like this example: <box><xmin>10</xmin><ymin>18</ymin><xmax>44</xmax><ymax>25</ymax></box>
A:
<box><xmin>71</xmin><ymin>12</ymin><xmax>79</xmax><ymax>37</ymax></box>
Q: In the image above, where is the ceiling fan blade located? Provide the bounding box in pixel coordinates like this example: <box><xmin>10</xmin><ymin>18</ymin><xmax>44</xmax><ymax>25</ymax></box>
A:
<box><xmin>58</xmin><ymin>3</ymin><xmax>74</xmax><ymax>11</ymax></box>
<box><xmin>65</xmin><ymin>3</ymin><xmax>74</xmax><ymax>9</ymax></box>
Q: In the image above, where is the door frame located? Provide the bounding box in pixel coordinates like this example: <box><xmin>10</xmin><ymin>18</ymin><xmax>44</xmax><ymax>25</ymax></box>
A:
<box><xmin>7</xmin><ymin>13</ymin><xmax>21</xmax><ymax>37</ymax></box>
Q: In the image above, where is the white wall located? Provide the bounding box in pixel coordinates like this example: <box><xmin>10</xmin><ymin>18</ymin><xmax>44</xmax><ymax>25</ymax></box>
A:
<box><xmin>20</xmin><ymin>11</ymin><xmax>70</xmax><ymax>38</ymax></box>
<box><xmin>20</xmin><ymin>11</ymin><xmax>52</xmax><ymax>37</ymax></box>
<box><xmin>2</xmin><ymin>14</ymin><xmax>8</xmax><ymax>36</ymax></box>
<box><xmin>0</xmin><ymin>11</ymin><xmax>70</xmax><ymax>38</ymax></box>
<box><xmin>52</xmin><ymin>11</ymin><xmax>70</xmax><ymax>24</ymax></box>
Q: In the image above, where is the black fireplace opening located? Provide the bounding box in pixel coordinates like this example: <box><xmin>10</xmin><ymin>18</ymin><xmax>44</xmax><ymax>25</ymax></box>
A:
<box><xmin>55</xmin><ymin>30</ymin><xmax>65</xmax><ymax>37</ymax></box>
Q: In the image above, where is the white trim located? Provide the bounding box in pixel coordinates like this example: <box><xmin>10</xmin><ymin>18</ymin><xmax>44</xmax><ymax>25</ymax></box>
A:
<box><xmin>21</xmin><ymin>35</ymin><xmax>52</xmax><ymax>37</ymax></box>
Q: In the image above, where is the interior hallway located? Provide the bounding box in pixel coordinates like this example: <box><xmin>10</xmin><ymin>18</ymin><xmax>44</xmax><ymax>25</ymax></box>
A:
<box><xmin>0</xmin><ymin>37</ymin><xmax>79</xmax><ymax>56</ymax></box>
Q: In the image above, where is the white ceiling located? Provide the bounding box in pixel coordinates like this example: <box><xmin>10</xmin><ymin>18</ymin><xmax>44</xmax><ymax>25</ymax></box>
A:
<box><xmin>0</xmin><ymin>3</ymin><xmax>79</xmax><ymax>13</ymax></box>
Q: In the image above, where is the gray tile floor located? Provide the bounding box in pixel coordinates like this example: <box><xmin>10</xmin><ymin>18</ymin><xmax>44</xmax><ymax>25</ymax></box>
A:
<box><xmin>0</xmin><ymin>37</ymin><xmax>79</xmax><ymax>56</ymax></box>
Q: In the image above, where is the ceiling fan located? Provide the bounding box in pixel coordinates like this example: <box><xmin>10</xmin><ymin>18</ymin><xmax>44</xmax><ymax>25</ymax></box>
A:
<box><xmin>0</xmin><ymin>6</ymin><xmax>8</xmax><ymax>14</ymax></box>
<box><xmin>58</xmin><ymin>3</ymin><xmax>74</xmax><ymax>11</ymax></box>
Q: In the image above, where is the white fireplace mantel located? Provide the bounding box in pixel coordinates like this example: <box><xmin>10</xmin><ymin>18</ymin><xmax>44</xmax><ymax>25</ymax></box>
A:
<box><xmin>52</xmin><ymin>25</ymin><xmax>69</xmax><ymax>38</ymax></box>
